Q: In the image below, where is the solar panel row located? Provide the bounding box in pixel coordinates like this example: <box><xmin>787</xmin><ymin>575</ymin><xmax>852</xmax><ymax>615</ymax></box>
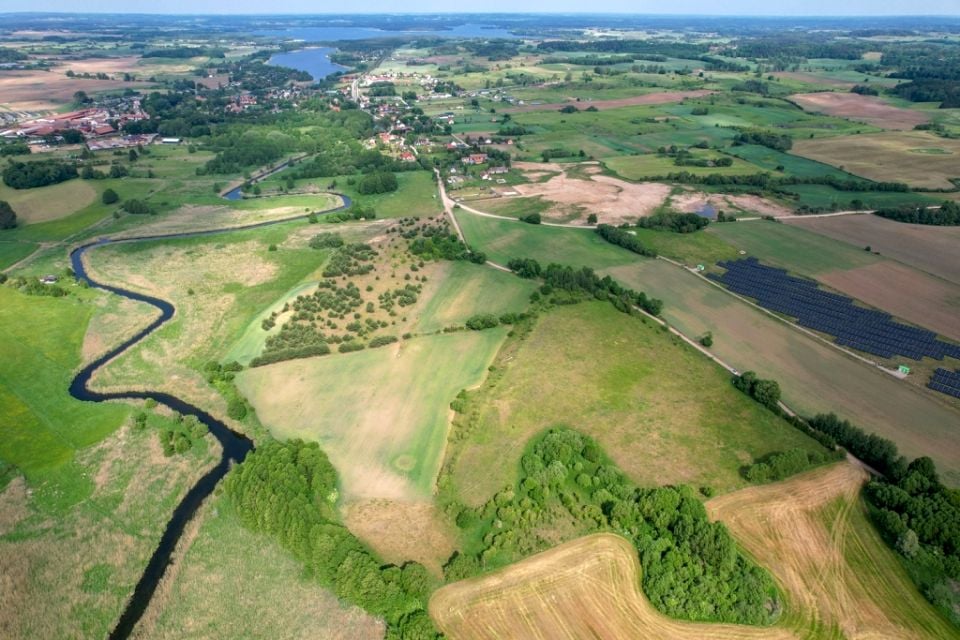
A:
<box><xmin>710</xmin><ymin>257</ymin><xmax>960</xmax><ymax>363</ymax></box>
<box><xmin>929</xmin><ymin>368</ymin><xmax>960</xmax><ymax>400</ymax></box>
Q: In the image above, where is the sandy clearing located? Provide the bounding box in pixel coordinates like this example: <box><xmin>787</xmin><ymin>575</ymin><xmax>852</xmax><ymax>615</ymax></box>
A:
<box><xmin>789</xmin><ymin>92</ymin><xmax>930</xmax><ymax>130</ymax></box>
<box><xmin>818</xmin><ymin>261</ymin><xmax>960</xmax><ymax>342</ymax></box>
<box><xmin>341</xmin><ymin>499</ymin><xmax>456</xmax><ymax>576</ymax></box>
<box><xmin>430</xmin><ymin>533</ymin><xmax>794</xmax><ymax>640</ymax></box>
<box><xmin>512</xmin><ymin>171</ymin><xmax>671</xmax><ymax>223</ymax></box>
<box><xmin>708</xmin><ymin>461</ymin><xmax>953</xmax><ymax>640</ymax></box>
<box><xmin>787</xmin><ymin>214</ymin><xmax>960</xmax><ymax>286</ymax></box>
<box><xmin>671</xmin><ymin>191</ymin><xmax>794</xmax><ymax>218</ymax></box>
<box><xmin>503</xmin><ymin>89</ymin><xmax>714</xmax><ymax>113</ymax></box>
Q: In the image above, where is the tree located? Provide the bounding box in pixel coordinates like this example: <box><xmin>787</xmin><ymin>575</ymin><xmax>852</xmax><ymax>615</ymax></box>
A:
<box><xmin>73</xmin><ymin>90</ymin><xmax>90</xmax><ymax>105</ymax></box>
<box><xmin>128</xmin><ymin>149</ymin><xmax>139</xmax><ymax>162</ymax></box>
<box><xmin>0</xmin><ymin>201</ymin><xmax>16</xmax><ymax>229</ymax></box>
<box><xmin>897</xmin><ymin>529</ymin><xmax>920</xmax><ymax>558</ymax></box>
<box><xmin>102</xmin><ymin>188</ymin><xmax>119</xmax><ymax>205</ymax></box>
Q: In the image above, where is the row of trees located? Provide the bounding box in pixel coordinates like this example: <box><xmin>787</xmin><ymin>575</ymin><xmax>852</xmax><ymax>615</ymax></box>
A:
<box><xmin>448</xmin><ymin>428</ymin><xmax>782</xmax><ymax>625</ymax></box>
<box><xmin>507</xmin><ymin>258</ymin><xmax>663</xmax><ymax>316</ymax></box>
<box><xmin>874</xmin><ymin>201</ymin><xmax>960</xmax><ymax>225</ymax></box>
<box><xmin>224</xmin><ymin>440</ymin><xmax>440</xmax><ymax>638</ymax></box>
<box><xmin>635</xmin><ymin>212</ymin><xmax>710</xmax><ymax>234</ymax></box>
<box><xmin>595</xmin><ymin>223</ymin><xmax>657</xmax><ymax>256</ymax></box>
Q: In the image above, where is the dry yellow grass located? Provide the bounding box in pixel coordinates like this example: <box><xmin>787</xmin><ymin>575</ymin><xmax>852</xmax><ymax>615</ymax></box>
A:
<box><xmin>708</xmin><ymin>461</ymin><xmax>957</xmax><ymax>640</ymax></box>
<box><xmin>429</xmin><ymin>533</ymin><xmax>793</xmax><ymax>640</ymax></box>
<box><xmin>0</xmin><ymin>180</ymin><xmax>96</xmax><ymax>224</ymax></box>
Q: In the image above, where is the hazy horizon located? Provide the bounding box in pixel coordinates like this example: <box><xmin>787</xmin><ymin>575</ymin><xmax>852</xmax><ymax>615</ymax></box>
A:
<box><xmin>2</xmin><ymin>4</ymin><xmax>960</xmax><ymax>17</ymax></box>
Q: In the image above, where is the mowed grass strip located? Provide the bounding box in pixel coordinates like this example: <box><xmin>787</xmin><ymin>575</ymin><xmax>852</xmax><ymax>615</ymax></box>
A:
<box><xmin>708</xmin><ymin>462</ymin><xmax>957</xmax><ymax>640</ymax></box>
<box><xmin>430</xmin><ymin>533</ymin><xmax>794</xmax><ymax>640</ymax></box>
<box><xmin>792</xmin><ymin>131</ymin><xmax>960</xmax><ymax>190</ymax></box>
<box><xmin>413</xmin><ymin>261</ymin><xmax>537</xmax><ymax>333</ymax></box>
<box><xmin>606</xmin><ymin>260</ymin><xmax>960</xmax><ymax>486</ymax></box>
<box><xmin>0</xmin><ymin>287</ymin><xmax>128</xmax><ymax>473</ymax></box>
<box><xmin>237</xmin><ymin>330</ymin><xmax>506</xmax><ymax>501</ymax></box>
<box><xmin>449</xmin><ymin>302</ymin><xmax>825</xmax><ymax>507</ymax></box>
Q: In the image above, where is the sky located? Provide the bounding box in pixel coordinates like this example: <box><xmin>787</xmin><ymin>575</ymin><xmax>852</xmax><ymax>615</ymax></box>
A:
<box><xmin>2</xmin><ymin>1</ymin><xmax>959</xmax><ymax>16</ymax></box>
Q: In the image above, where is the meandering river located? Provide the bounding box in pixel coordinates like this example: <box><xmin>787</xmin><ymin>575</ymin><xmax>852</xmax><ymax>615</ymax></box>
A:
<box><xmin>69</xmin><ymin>193</ymin><xmax>349</xmax><ymax>638</ymax></box>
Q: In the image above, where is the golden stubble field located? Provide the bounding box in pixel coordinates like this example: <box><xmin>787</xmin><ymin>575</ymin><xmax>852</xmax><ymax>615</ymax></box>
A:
<box><xmin>432</xmin><ymin>462</ymin><xmax>955</xmax><ymax>640</ymax></box>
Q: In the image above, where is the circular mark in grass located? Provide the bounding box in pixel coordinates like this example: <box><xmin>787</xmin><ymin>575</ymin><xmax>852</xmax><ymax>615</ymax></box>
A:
<box><xmin>394</xmin><ymin>454</ymin><xmax>416</xmax><ymax>472</ymax></box>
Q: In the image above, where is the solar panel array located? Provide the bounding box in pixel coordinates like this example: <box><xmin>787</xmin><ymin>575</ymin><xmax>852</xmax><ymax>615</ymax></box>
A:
<box><xmin>929</xmin><ymin>369</ymin><xmax>960</xmax><ymax>400</ymax></box>
<box><xmin>708</xmin><ymin>257</ymin><xmax>960</xmax><ymax>362</ymax></box>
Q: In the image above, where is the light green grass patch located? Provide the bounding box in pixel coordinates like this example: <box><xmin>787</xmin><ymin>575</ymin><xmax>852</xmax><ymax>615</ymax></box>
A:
<box><xmin>0</xmin><ymin>287</ymin><xmax>128</xmax><ymax>474</ymax></box>
<box><xmin>454</xmin><ymin>210</ymin><xmax>638</xmax><ymax>269</ymax></box>
<box><xmin>237</xmin><ymin>330</ymin><xmax>506</xmax><ymax>500</ymax></box>
<box><xmin>606</xmin><ymin>151</ymin><xmax>763</xmax><ymax>180</ymax></box>
<box><xmin>708</xmin><ymin>220</ymin><xmax>881</xmax><ymax>275</ymax></box>
<box><xmin>414</xmin><ymin>261</ymin><xmax>536</xmax><ymax>333</ymax></box>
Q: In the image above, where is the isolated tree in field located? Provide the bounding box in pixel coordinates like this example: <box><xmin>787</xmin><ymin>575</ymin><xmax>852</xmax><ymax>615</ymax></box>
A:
<box><xmin>102</xmin><ymin>188</ymin><xmax>119</xmax><ymax>205</ymax></box>
<box><xmin>73</xmin><ymin>90</ymin><xmax>90</xmax><ymax>105</ymax></box>
<box><xmin>0</xmin><ymin>201</ymin><xmax>16</xmax><ymax>229</ymax></box>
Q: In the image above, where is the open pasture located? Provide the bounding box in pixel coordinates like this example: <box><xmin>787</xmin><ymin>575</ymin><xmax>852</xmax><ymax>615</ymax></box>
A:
<box><xmin>783</xmin><ymin>184</ymin><xmax>942</xmax><ymax>211</ymax></box>
<box><xmin>502</xmin><ymin>89</ymin><xmax>714</xmax><ymax>113</ymax></box>
<box><xmin>789</xmin><ymin>92</ymin><xmax>930</xmax><ymax>130</ymax></box>
<box><xmin>792</xmin><ymin>132</ymin><xmax>960</xmax><ymax>189</ymax></box>
<box><xmin>708</xmin><ymin>461</ymin><xmax>957</xmax><ymax>640</ymax></box>
<box><xmin>236</xmin><ymin>329</ymin><xmax>506</xmax><ymax>501</ymax></box>
<box><xmin>0</xmin><ymin>179</ymin><xmax>97</xmax><ymax>225</ymax></box>
<box><xmin>607</xmin><ymin>259</ymin><xmax>960</xmax><ymax>486</ymax></box>
<box><xmin>605</xmin><ymin>151</ymin><xmax>763</xmax><ymax>180</ymax></box>
<box><xmin>709</xmin><ymin>221</ymin><xmax>960</xmax><ymax>342</ymax></box>
<box><xmin>725</xmin><ymin>144</ymin><xmax>856</xmax><ymax>179</ymax></box>
<box><xmin>454</xmin><ymin>208</ymin><xmax>638</xmax><ymax>268</ymax></box>
<box><xmin>446</xmin><ymin>302</ymin><xmax>826</xmax><ymax>507</ymax></box>
<box><xmin>787</xmin><ymin>214</ymin><xmax>960</xmax><ymax>286</ymax></box>
<box><xmin>0</xmin><ymin>287</ymin><xmax>129</xmax><ymax>474</ymax></box>
<box><xmin>429</xmin><ymin>533</ymin><xmax>793</xmax><ymax>640</ymax></box>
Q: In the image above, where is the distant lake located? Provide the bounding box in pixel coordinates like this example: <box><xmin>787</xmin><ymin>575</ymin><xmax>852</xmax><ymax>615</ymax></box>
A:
<box><xmin>256</xmin><ymin>23</ymin><xmax>519</xmax><ymax>42</ymax></box>
<box><xmin>267</xmin><ymin>47</ymin><xmax>348</xmax><ymax>82</ymax></box>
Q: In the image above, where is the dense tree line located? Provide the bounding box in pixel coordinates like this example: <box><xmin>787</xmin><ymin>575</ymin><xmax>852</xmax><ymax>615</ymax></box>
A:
<box><xmin>224</xmin><ymin>440</ymin><xmax>440</xmax><ymax>638</ymax></box>
<box><xmin>448</xmin><ymin>428</ymin><xmax>781</xmax><ymax>624</ymax></box>
<box><xmin>731</xmin><ymin>371</ymin><xmax>782</xmax><ymax>410</ymax></box>
<box><xmin>143</xmin><ymin>46</ymin><xmax>224</xmax><ymax>58</ymax></box>
<box><xmin>636</xmin><ymin>211</ymin><xmax>710</xmax><ymax>233</ymax></box>
<box><xmin>0</xmin><ymin>142</ymin><xmax>30</xmax><ymax>156</ymax></box>
<box><xmin>874</xmin><ymin>201</ymin><xmax>960</xmax><ymax>225</ymax></box>
<box><xmin>0</xmin><ymin>201</ymin><xmax>16</xmax><ymax>230</ymax></box>
<box><xmin>804</xmin><ymin>413</ymin><xmax>960</xmax><ymax>624</ymax></box>
<box><xmin>595</xmin><ymin>224</ymin><xmax>657</xmax><ymax>256</ymax></box>
<box><xmin>507</xmin><ymin>258</ymin><xmax>663</xmax><ymax>316</ymax></box>
<box><xmin>537</xmin><ymin>39</ymin><xmax>709</xmax><ymax>59</ymax></box>
<box><xmin>733</xmin><ymin>129</ymin><xmax>793</xmax><ymax>152</ymax></box>
<box><xmin>728</xmin><ymin>36</ymin><xmax>870</xmax><ymax>60</ymax></box>
<box><xmin>893</xmin><ymin>80</ymin><xmax>960</xmax><ymax>108</ymax></box>
<box><xmin>2</xmin><ymin>160</ymin><xmax>78</xmax><ymax>190</ymax></box>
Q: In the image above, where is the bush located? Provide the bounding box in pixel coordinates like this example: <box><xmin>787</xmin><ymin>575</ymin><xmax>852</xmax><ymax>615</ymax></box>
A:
<box><xmin>357</xmin><ymin>171</ymin><xmax>398</xmax><ymax>195</ymax></box>
<box><xmin>465</xmin><ymin>314</ymin><xmax>500</xmax><ymax>330</ymax></box>
<box><xmin>368</xmin><ymin>335</ymin><xmax>398</xmax><ymax>348</ymax></box>
<box><xmin>521</xmin><ymin>213</ymin><xmax>541</xmax><ymax>225</ymax></box>
<box><xmin>0</xmin><ymin>201</ymin><xmax>17</xmax><ymax>230</ymax></box>
<box><xmin>123</xmin><ymin>198</ymin><xmax>152</xmax><ymax>215</ymax></box>
<box><xmin>101</xmin><ymin>188</ymin><xmax>119</xmax><ymax>205</ymax></box>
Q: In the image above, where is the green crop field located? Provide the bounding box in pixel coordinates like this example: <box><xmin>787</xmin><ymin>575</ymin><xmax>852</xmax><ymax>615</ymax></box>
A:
<box><xmin>631</xmin><ymin>227</ymin><xmax>740</xmax><ymax>266</ymax></box>
<box><xmin>414</xmin><ymin>261</ymin><xmax>536</xmax><ymax>333</ymax></box>
<box><xmin>605</xmin><ymin>151</ymin><xmax>763</xmax><ymax>180</ymax></box>
<box><xmin>725</xmin><ymin>144</ymin><xmax>857</xmax><ymax>179</ymax></box>
<box><xmin>605</xmin><ymin>259</ymin><xmax>960</xmax><ymax>486</ymax></box>
<box><xmin>237</xmin><ymin>329</ymin><xmax>506</xmax><ymax>501</ymax></box>
<box><xmin>708</xmin><ymin>220</ymin><xmax>881</xmax><ymax>275</ymax></box>
<box><xmin>783</xmin><ymin>185</ymin><xmax>941</xmax><ymax>210</ymax></box>
<box><xmin>454</xmin><ymin>210</ymin><xmax>638</xmax><ymax>269</ymax></box>
<box><xmin>0</xmin><ymin>287</ymin><xmax>129</xmax><ymax>474</ymax></box>
<box><xmin>0</xmin><ymin>240</ymin><xmax>37</xmax><ymax>270</ymax></box>
<box><xmin>444</xmin><ymin>301</ymin><xmax>828</xmax><ymax>507</ymax></box>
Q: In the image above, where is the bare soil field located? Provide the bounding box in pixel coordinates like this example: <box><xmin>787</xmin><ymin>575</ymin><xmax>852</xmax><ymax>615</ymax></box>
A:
<box><xmin>789</xmin><ymin>92</ymin><xmax>930</xmax><ymax>130</ymax></box>
<box><xmin>671</xmin><ymin>191</ymin><xmax>794</xmax><ymax>218</ymax></box>
<box><xmin>792</xmin><ymin>132</ymin><xmax>960</xmax><ymax>189</ymax></box>
<box><xmin>787</xmin><ymin>214</ymin><xmax>960</xmax><ymax>285</ymax></box>
<box><xmin>341</xmin><ymin>499</ymin><xmax>456</xmax><ymax>576</ymax></box>
<box><xmin>429</xmin><ymin>533</ymin><xmax>793</xmax><ymax>640</ymax></box>
<box><xmin>503</xmin><ymin>89</ymin><xmax>714</xmax><ymax>113</ymax></box>
<box><xmin>819</xmin><ymin>261</ymin><xmax>960</xmax><ymax>342</ymax></box>
<box><xmin>512</xmin><ymin>171</ymin><xmax>671</xmax><ymax>223</ymax></box>
<box><xmin>708</xmin><ymin>462</ymin><xmax>957</xmax><ymax>640</ymax></box>
<box><xmin>0</xmin><ymin>68</ymin><xmax>153</xmax><ymax>111</ymax></box>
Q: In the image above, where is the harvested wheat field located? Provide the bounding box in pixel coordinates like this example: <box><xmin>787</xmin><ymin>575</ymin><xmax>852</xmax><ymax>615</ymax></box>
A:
<box><xmin>429</xmin><ymin>533</ymin><xmax>793</xmax><ymax>640</ymax></box>
<box><xmin>0</xmin><ymin>179</ymin><xmax>96</xmax><ymax>224</ymax></box>
<box><xmin>819</xmin><ymin>261</ymin><xmax>960</xmax><ymax>342</ymax></box>
<box><xmin>787</xmin><ymin>214</ymin><xmax>960</xmax><ymax>285</ymax></box>
<box><xmin>792</xmin><ymin>131</ymin><xmax>960</xmax><ymax>190</ymax></box>
<box><xmin>503</xmin><ymin>89</ymin><xmax>714</xmax><ymax>113</ymax></box>
<box><xmin>708</xmin><ymin>461</ymin><xmax>956</xmax><ymax>640</ymax></box>
<box><xmin>512</xmin><ymin>171</ymin><xmax>670</xmax><ymax>223</ymax></box>
<box><xmin>789</xmin><ymin>92</ymin><xmax>929</xmax><ymax>130</ymax></box>
<box><xmin>0</xmin><ymin>69</ymin><xmax>153</xmax><ymax>111</ymax></box>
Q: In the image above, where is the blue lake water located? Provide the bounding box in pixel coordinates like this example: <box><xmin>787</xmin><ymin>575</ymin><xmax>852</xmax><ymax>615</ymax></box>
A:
<box><xmin>697</xmin><ymin>204</ymin><xmax>718</xmax><ymax>219</ymax></box>
<box><xmin>256</xmin><ymin>23</ymin><xmax>519</xmax><ymax>42</ymax></box>
<box><xmin>267</xmin><ymin>47</ymin><xmax>348</xmax><ymax>82</ymax></box>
